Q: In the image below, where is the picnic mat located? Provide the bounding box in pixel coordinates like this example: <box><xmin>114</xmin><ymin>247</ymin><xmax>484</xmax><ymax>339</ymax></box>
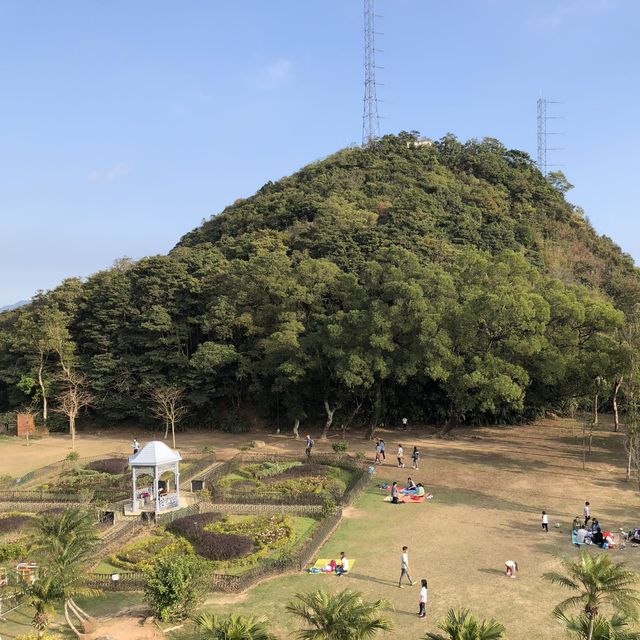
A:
<box><xmin>308</xmin><ymin>558</ymin><xmax>356</xmax><ymax>574</ymax></box>
<box><xmin>383</xmin><ymin>494</ymin><xmax>428</xmax><ymax>503</ymax></box>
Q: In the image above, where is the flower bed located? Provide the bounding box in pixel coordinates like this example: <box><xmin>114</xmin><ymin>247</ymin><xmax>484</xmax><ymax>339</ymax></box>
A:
<box><xmin>0</xmin><ymin>514</ymin><xmax>34</xmax><ymax>536</ymax></box>
<box><xmin>109</xmin><ymin>531</ymin><xmax>193</xmax><ymax>571</ymax></box>
<box><xmin>86</xmin><ymin>458</ymin><xmax>129</xmax><ymax>474</ymax></box>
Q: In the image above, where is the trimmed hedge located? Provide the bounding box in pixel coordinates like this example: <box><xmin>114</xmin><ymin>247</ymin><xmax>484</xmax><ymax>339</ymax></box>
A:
<box><xmin>0</xmin><ymin>514</ymin><xmax>34</xmax><ymax>535</ymax></box>
<box><xmin>87</xmin><ymin>458</ymin><xmax>129</xmax><ymax>474</ymax></box>
<box><xmin>265</xmin><ymin>464</ymin><xmax>328</xmax><ymax>480</ymax></box>
<box><xmin>167</xmin><ymin>513</ymin><xmax>253</xmax><ymax>561</ymax></box>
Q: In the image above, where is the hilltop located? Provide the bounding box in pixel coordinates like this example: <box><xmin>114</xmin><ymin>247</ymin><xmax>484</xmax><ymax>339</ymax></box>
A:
<box><xmin>0</xmin><ymin>132</ymin><xmax>638</xmax><ymax>433</ymax></box>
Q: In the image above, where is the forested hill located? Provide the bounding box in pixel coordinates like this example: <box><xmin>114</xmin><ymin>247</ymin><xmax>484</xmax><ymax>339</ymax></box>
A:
<box><xmin>1</xmin><ymin>132</ymin><xmax>639</xmax><ymax>434</ymax></box>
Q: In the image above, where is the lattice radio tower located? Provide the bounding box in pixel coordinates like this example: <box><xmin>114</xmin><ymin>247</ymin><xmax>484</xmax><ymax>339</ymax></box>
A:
<box><xmin>537</xmin><ymin>98</ymin><xmax>563</xmax><ymax>175</ymax></box>
<box><xmin>362</xmin><ymin>0</ymin><xmax>381</xmax><ymax>146</ymax></box>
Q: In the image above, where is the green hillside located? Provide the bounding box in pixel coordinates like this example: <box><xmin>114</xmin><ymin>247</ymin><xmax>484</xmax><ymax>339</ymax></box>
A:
<box><xmin>1</xmin><ymin>132</ymin><xmax>638</xmax><ymax>434</ymax></box>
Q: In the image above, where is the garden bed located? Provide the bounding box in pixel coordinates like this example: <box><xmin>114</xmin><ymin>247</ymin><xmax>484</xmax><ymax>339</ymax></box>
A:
<box><xmin>211</xmin><ymin>459</ymin><xmax>355</xmax><ymax>505</ymax></box>
<box><xmin>104</xmin><ymin>511</ymin><xmax>319</xmax><ymax>576</ymax></box>
<box><xmin>0</xmin><ymin>512</ymin><xmax>38</xmax><ymax>562</ymax></box>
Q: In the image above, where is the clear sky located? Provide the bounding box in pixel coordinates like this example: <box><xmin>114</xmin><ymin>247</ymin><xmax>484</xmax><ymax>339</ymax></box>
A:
<box><xmin>1</xmin><ymin>0</ymin><xmax>638</xmax><ymax>307</ymax></box>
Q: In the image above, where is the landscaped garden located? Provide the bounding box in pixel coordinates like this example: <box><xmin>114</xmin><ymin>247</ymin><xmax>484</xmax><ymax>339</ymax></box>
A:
<box><xmin>0</xmin><ymin>512</ymin><xmax>36</xmax><ymax>562</ymax></box>
<box><xmin>104</xmin><ymin>511</ymin><xmax>319</xmax><ymax>575</ymax></box>
<box><xmin>211</xmin><ymin>458</ymin><xmax>357</xmax><ymax>504</ymax></box>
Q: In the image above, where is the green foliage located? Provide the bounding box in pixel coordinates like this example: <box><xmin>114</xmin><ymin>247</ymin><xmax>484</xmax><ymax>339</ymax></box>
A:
<box><xmin>243</xmin><ymin>461</ymin><xmax>302</xmax><ymax>479</ymax></box>
<box><xmin>332</xmin><ymin>440</ymin><xmax>348</xmax><ymax>453</ymax></box>
<box><xmin>0</xmin><ymin>541</ymin><xmax>27</xmax><ymax>561</ymax></box>
<box><xmin>0</xmin><ymin>473</ymin><xmax>15</xmax><ymax>488</ymax></box>
<box><xmin>556</xmin><ymin>611</ymin><xmax>640</xmax><ymax>640</ymax></box>
<box><xmin>0</xmin><ymin>133</ymin><xmax>636</xmax><ymax>431</ymax></box>
<box><xmin>212</xmin><ymin>514</ymin><xmax>293</xmax><ymax>550</ymax></box>
<box><xmin>109</xmin><ymin>531</ymin><xmax>193</xmax><ymax>570</ymax></box>
<box><xmin>286</xmin><ymin>588</ymin><xmax>393</xmax><ymax>639</ymax></box>
<box><xmin>425</xmin><ymin>608</ymin><xmax>506</xmax><ymax>640</ymax></box>
<box><xmin>65</xmin><ymin>451</ymin><xmax>79</xmax><ymax>461</ymax></box>
<box><xmin>144</xmin><ymin>554</ymin><xmax>207</xmax><ymax>622</ymax></box>
<box><xmin>193</xmin><ymin>612</ymin><xmax>277</xmax><ymax>640</ymax></box>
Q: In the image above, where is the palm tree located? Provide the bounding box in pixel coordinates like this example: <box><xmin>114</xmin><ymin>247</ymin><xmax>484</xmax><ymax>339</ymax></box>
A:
<box><xmin>425</xmin><ymin>608</ymin><xmax>506</xmax><ymax>640</ymax></box>
<box><xmin>19</xmin><ymin>573</ymin><xmax>59</xmax><ymax>639</ymax></box>
<box><xmin>193</xmin><ymin>612</ymin><xmax>277</xmax><ymax>640</ymax></box>
<box><xmin>544</xmin><ymin>549</ymin><xmax>640</xmax><ymax>640</ymax></box>
<box><xmin>556</xmin><ymin>611</ymin><xmax>640</xmax><ymax>640</ymax></box>
<box><xmin>29</xmin><ymin>507</ymin><xmax>100</xmax><ymax>637</ymax></box>
<box><xmin>286</xmin><ymin>588</ymin><xmax>393</xmax><ymax>640</ymax></box>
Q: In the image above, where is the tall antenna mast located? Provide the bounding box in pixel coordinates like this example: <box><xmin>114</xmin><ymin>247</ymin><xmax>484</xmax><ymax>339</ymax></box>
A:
<box><xmin>537</xmin><ymin>97</ymin><xmax>563</xmax><ymax>175</ymax></box>
<box><xmin>362</xmin><ymin>0</ymin><xmax>380</xmax><ymax>146</ymax></box>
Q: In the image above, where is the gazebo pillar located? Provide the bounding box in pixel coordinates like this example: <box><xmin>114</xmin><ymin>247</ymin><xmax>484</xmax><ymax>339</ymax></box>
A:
<box><xmin>175</xmin><ymin>463</ymin><xmax>180</xmax><ymax>506</ymax></box>
<box><xmin>154</xmin><ymin>473</ymin><xmax>160</xmax><ymax>514</ymax></box>
<box><xmin>131</xmin><ymin>469</ymin><xmax>138</xmax><ymax>513</ymax></box>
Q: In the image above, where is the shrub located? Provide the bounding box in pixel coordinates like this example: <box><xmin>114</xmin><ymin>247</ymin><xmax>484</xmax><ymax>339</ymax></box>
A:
<box><xmin>144</xmin><ymin>554</ymin><xmax>207</xmax><ymax>622</ymax></box>
<box><xmin>216</xmin><ymin>412</ymin><xmax>250</xmax><ymax>434</ymax></box>
<box><xmin>110</xmin><ymin>532</ymin><xmax>193</xmax><ymax>570</ymax></box>
<box><xmin>267</xmin><ymin>476</ymin><xmax>346</xmax><ymax>500</ymax></box>
<box><xmin>0</xmin><ymin>541</ymin><xmax>27</xmax><ymax>562</ymax></box>
<box><xmin>252</xmin><ymin>461</ymin><xmax>301</xmax><ymax>479</ymax></box>
<box><xmin>332</xmin><ymin>440</ymin><xmax>348</xmax><ymax>453</ymax></box>
<box><xmin>167</xmin><ymin>513</ymin><xmax>253</xmax><ymax>561</ymax></box>
<box><xmin>0</xmin><ymin>474</ymin><xmax>14</xmax><ymax>489</ymax></box>
<box><xmin>265</xmin><ymin>464</ymin><xmax>328</xmax><ymax>480</ymax></box>
<box><xmin>0</xmin><ymin>515</ymin><xmax>34</xmax><ymax>535</ymax></box>
<box><xmin>230</xmin><ymin>479</ymin><xmax>257</xmax><ymax>492</ymax></box>
<box><xmin>86</xmin><ymin>458</ymin><xmax>128</xmax><ymax>474</ymax></box>
<box><xmin>213</xmin><ymin>515</ymin><xmax>293</xmax><ymax>549</ymax></box>
<box><xmin>65</xmin><ymin>451</ymin><xmax>79</xmax><ymax>461</ymax></box>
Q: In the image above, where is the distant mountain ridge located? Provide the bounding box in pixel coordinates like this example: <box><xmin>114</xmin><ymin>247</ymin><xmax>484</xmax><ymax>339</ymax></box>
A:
<box><xmin>0</xmin><ymin>300</ymin><xmax>28</xmax><ymax>313</ymax></box>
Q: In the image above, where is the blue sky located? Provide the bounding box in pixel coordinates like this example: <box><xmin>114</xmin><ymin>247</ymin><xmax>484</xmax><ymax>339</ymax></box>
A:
<box><xmin>1</xmin><ymin>0</ymin><xmax>638</xmax><ymax>307</ymax></box>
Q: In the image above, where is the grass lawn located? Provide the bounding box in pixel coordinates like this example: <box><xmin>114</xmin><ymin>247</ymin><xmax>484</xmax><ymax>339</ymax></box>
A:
<box><xmin>181</xmin><ymin>418</ymin><xmax>640</xmax><ymax>640</ymax></box>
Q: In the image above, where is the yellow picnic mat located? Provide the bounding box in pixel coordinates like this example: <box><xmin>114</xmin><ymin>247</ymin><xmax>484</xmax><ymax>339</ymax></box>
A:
<box><xmin>309</xmin><ymin>558</ymin><xmax>356</xmax><ymax>573</ymax></box>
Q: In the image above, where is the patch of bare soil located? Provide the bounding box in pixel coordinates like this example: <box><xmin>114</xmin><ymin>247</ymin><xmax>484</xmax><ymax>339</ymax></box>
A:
<box><xmin>342</xmin><ymin>505</ymin><xmax>366</xmax><ymax>518</ymax></box>
<box><xmin>81</xmin><ymin>608</ymin><xmax>164</xmax><ymax>640</ymax></box>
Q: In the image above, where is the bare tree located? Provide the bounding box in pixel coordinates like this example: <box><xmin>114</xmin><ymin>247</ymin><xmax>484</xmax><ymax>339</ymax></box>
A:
<box><xmin>148</xmin><ymin>385</ymin><xmax>188</xmax><ymax>448</ymax></box>
<box><xmin>321</xmin><ymin>399</ymin><xmax>338</xmax><ymax>440</ymax></box>
<box><xmin>55</xmin><ymin>372</ymin><xmax>94</xmax><ymax>450</ymax></box>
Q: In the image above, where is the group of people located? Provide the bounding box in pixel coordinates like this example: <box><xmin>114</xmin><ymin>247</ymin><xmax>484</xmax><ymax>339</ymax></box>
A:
<box><xmin>390</xmin><ymin>478</ymin><xmax>426</xmax><ymax>503</ymax></box>
<box><xmin>570</xmin><ymin>501</ymin><xmax>630</xmax><ymax>549</ymax></box>
<box><xmin>375</xmin><ymin>440</ymin><xmax>421</xmax><ymax>470</ymax></box>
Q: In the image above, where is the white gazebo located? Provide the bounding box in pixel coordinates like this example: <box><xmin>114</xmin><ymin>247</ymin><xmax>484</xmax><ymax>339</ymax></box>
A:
<box><xmin>128</xmin><ymin>441</ymin><xmax>181</xmax><ymax>514</ymax></box>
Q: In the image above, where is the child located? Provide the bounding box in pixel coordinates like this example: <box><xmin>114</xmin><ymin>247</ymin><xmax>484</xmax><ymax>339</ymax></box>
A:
<box><xmin>379</xmin><ymin>439</ymin><xmax>386</xmax><ymax>461</ymax></box>
<box><xmin>505</xmin><ymin>560</ymin><xmax>518</xmax><ymax>578</ymax></box>
<box><xmin>391</xmin><ymin>481</ymin><xmax>400</xmax><ymax>504</ymax></box>
<box><xmin>375</xmin><ymin>440</ymin><xmax>382</xmax><ymax>465</ymax></box>
<box><xmin>418</xmin><ymin>578</ymin><xmax>428</xmax><ymax>618</ymax></box>
<box><xmin>397</xmin><ymin>444</ymin><xmax>405</xmax><ymax>468</ymax></box>
<box><xmin>620</xmin><ymin>528</ymin><xmax>628</xmax><ymax>550</ymax></box>
<box><xmin>584</xmin><ymin>501</ymin><xmax>591</xmax><ymax>527</ymax></box>
<box><xmin>412</xmin><ymin>446</ymin><xmax>420</xmax><ymax>470</ymax></box>
<box><xmin>305</xmin><ymin>435</ymin><xmax>314</xmax><ymax>459</ymax></box>
<box><xmin>542</xmin><ymin>511</ymin><xmax>549</xmax><ymax>532</ymax></box>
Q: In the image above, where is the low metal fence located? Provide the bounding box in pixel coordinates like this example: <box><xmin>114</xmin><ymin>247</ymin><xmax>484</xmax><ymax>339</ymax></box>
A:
<box><xmin>85</xmin><ymin>571</ymin><xmax>146</xmax><ymax>591</ymax></box>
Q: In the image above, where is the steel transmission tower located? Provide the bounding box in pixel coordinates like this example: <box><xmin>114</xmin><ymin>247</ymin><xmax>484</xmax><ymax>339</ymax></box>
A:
<box><xmin>362</xmin><ymin>0</ymin><xmax>381</xmax><ymax>146</ymax></box>
<box><xmin>537</xmin><ymin>98</ymin><xmax>563</xmax><ymax>175</ymax></box>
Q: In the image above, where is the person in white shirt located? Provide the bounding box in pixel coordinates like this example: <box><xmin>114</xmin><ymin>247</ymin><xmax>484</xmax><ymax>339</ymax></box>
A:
<box><xmin>402</xmin><ymin>417</ymin><xmax>408</xmax><ymax>431</ymax></box>
<box><xmin>418</xmin><ymin>578</ymin><xmax>428</xmax><ymax>618</ymax></box>
<box><xmin>336</xmin><ymin>551</ymin><xmax>349</xmax><ymax>576</ymax></box>
<box><xmin>397</xmin><ymin>444</ymin><xmax>405</xmax><ymax>468</ymax></box>
<box><xmin>133</xmin><ymin>438</ymin><xmax>139</xmax><ymax>455</ymax></box>
<box><xmin>399</xmin><ymin>546</ymin><xmax>413</xmax><ymax>587</ymax></box>
<box><xmin>583</xmin><ymin>501</ymin><xmax>591</xmax><ymax>527</ymax></box>
<box><xmin>542</xmin><ymin>511</ymin><xmax>549</xmax><ymax>532</ymax></box>
<box><xmin>505</xmin><ymin>560</ymin><xmax>518</xmax><ymax>578</ymax></box>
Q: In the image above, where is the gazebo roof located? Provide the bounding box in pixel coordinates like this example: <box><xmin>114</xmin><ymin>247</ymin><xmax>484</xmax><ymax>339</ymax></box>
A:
<box><xmin>129</xmin><ymin>440</ymin><xmax>182</xmax><ymax>467</ymax></box>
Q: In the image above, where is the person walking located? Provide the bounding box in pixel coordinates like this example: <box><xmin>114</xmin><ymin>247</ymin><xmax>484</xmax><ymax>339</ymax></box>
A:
<box><xmin>399</xmin><ymin>546</ymin><xmax>413</xmax><ymax>587</ymax></box>
<box><xmin>305</xmin><ymin>435</ymin><xmax>314</xmax><ymax>459</ymax></box>
<box><xmin>411</xmin><ymin>446</ymin><xmax>420</xmax><ymax>470</ymax></box>
<box><xmin>583</xmin><ymin>501</ymin><xmax>591</xmax><ymax>527</ymax></box>
<box><xmin>133</xmin><ymin>438</ymin><xmax>139</xmax><ymax>455</ymax></box>
<box><xmin>418</xmin><ymin>578</ymin><xmax>428</xmax><ymax>618</ymax></box>
<box><xmin>397</xmin><ymin>444</ymin><xmax>405</xmax><ymax>468</ymax></box>
<box><xmin>379</xmin><ymin>439</ymin><xmax>386</xmax><ymax>461</ymax></box>
<box><xmin>542</xmin><ymin>511</ymin><xmax>549</xmax><ymax>532</ymax></box>
<box><xmin>402</xmin><ymin>417</ymin><xmax>408</xmax><ymax>431</ymax></box>
<box><xmin>375</xmin><ymin>440</ymin><xmax>382</xmax><ymax>464</ymax></box>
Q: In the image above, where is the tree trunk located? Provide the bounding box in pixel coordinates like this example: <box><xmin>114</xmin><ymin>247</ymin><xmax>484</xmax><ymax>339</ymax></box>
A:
<box><xmin>593</xmin><ymin>392</ymin><xmax>598</xmax><ymax>425</ymax></box>
<box><xmin>293</xmin><ymin>418</ymin><xmax>300</xmax><ymax>440</ymax></box>
<box><xmin>439</xmin><ymin>411</ymin><xmax>459</xmax><ymax>437</ymax></box>
<box><xmin>627</xmin><ymin>440</ymin><xmax>633</xmax><ymax>482</ymax></box>
<box><xmin>164</xmin><ymin>419</ymin><xmax>169</xmax><ymax>440</ymax></box>
<box><xmin>365</xmin><ymin>381</ymin><xmax>382</xmax><ymax>440</ymax></box>
<box><xmin>322</xmin><ymin>400</ymin><xmax>337</xmax><ymax>440</ymax></box>
<box><xmin>70</xmin><ymin>415</ymin><xmax>75</xmax><ymax>450</ymax></box>
<box><xmin>37</xmin><ymin>352</ymin><xmax>47</xmax><ymax>424</ymax></box>
<box><xmin>587</xmin><ymin>613</ymin><xmax>595</xmax><ymax>640</ymax></box>
<box><xmin>342</xmin><ymin>399</ymin><xmax>363</xmax><ymax>440</ymax></box>
<box><xmin>64</xmin><ymin>601</ymin><xmax>82</xmax><ymax>638</ymax></box>
<box><xmin>171</xmin><ymin>417</ymin><xmax>176</xmax><ymax>449</ymax></box>
<box><xmin>613</xmin><ymin>379</ymin><xmax>622</xmax><ymax>432</ymax></box>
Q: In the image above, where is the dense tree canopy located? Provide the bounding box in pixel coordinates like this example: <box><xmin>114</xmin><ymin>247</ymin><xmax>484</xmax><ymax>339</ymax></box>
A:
<box><xmin>1</xmin><ymin>133</ymin><xmax>638</xmax><ymax>434</ymax></box>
